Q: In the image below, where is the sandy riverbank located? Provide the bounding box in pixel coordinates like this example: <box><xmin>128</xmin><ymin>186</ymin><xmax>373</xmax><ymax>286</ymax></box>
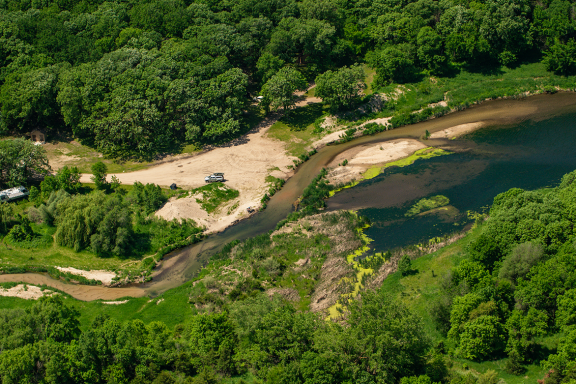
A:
<box><xmin>429</xmin><ymin>122</ymin><xmax>485</xmax><ymax>139</ymax></box>
<box><xmin>326</xmin><ymin>139</ymin><xmax>428</xmax><ymax>185</ymax></box>
<box><xmin>79</xmin><ymin>114</ymin><xmax>296</xmax><ymax>234</ymax></box>
<box><xmin>0</xmin><ymin>273</ymin><xmax>146</xmax><ymax>300</ymax></box>
<box><xmin>0</xmin><ymin>284</ymin><xmax>55</xmax><ymax>300</ymax></box>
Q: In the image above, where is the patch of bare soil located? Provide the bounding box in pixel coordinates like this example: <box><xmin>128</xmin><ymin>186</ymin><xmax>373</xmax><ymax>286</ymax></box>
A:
<box><xmin>266</xmin><ymin>287</ymin><xmax>300</xmax><ymax>301</ymax></box>
<box><xmin>0</xmin><ymin>284</ymin><xmax>55</xmax><ymax>300</ymax></box>
<box><xmin>56</xmin><ymin>267</ymin><xmax>116</xmax><ymax>285</ymax></box>
<box><xmin>326</xmin><ymin>139</ymin><xmax>428</xmax><ymax>185</ymax></box>
<box><xmin>429</xmin><ymin>122</ymin><xmax>485</xmax><ymax>139</ymax></box>
<box><xmin>0</xmin><ymin>274</ymin><xmax>146</xmax><ymax>301</ymax></box>
<box><xmin>80</xmin><ymin>114</ymin><xmax>297</xmax><ymax>234</ymax></box>
<box><xmin>101</xmin><ymin>300</ymin><xmax>129</xmax><ymax>305</ymax></box>
<box><xmin>309</xmin><ymin>257</ymin><xmax>355</xmax><ymax>313</ymax></box>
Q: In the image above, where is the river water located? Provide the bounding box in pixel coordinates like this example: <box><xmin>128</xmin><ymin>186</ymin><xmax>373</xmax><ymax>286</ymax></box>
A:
<box><xmin>328</xmin><ymin>107</ymin><xmax>576</xmax><ymax>251</ymax></box>
<box><xmin>2</xmin><ymin>93</ymin><xmax>576</xmax><ymax>300</ymax></box>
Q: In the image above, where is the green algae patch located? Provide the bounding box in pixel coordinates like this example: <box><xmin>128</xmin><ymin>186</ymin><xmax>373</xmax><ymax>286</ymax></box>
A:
<box><xmin>406</xmin><ymin>195</ymin><xmax>450</xmax><ymax>217</ymax></box>
<box><xmin>329</xmin><ymin>147</ymin><xmax>452</xmax><ymax>197</ymax></box>
<box><xmin>327</xmin><ymin>216</ymin><xmax>377</xmax><ymax>319</ymax></box>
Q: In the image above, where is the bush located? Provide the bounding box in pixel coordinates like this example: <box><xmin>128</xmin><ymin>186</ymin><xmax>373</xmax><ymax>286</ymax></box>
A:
<box><xmin>398</xmin><ymin>255</ymin><xmax>413</xmax><ymax>276</ymax></box>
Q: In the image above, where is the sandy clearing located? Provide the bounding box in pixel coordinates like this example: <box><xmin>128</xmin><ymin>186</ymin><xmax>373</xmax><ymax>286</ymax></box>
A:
<box><xmin>102</xmin><ymin>300</ymin><xmax>129</xmax><ymax>305</ymax></box>
<box><xmin>56</xmin><ymin>267</ymin><xmax>116</xmax><ymax>285</ymax></box>
<box><xmin>0</xmin><ymin>284</ymin><xmax>54</xmax><ymax>300</ymax></box>
<box><xmin>429</xmin><ymin>122</ymin><xmax>485</xmax><ymax>139</ymax></box>
<box><xmin>326</xmin><ymin>139</ymin><xmax>427</xmax><ymax>185</ymax></box>
<box><xmin>79</xmin><ymin>114</ymin><xmax>298</xmax><ymax>233</ymax></box>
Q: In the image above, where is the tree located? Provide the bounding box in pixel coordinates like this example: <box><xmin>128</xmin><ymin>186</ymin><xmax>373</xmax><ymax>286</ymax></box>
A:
<box><xmin>370</xmin><ymin>44</ymin><xmax>418</xmax><ymax>85</ymax></box>
<box><xmin>55</xmin><ymin>166</ymin><xmax>81</xmax><ymax>193</ymax></box>
<box><xmin>417</xmin><ymin>26</ymin><xmax>446</xmax><ymax>74</ymax></box>
<box><xmin>0</xmin><ymin>138</ymin><xmax>51</xmax><ymax>188</ymax></box>
<box><xmin>505</xmin><ymin>308</ymin><xmax>548</xmax><ymax>363</ymax></box>
<box><xmin>498</xmin><ymin>242</ymin><xmax>544</xmax><ymax>284</ymax></box>
<box><xmin>7</xmin><ymin>215</ymin><xmax>34</xmax><ymax>242</ymax></box>
<box><xmin>398</xmin><ymin>255</ymin><xmax>413</xmax><ymax>276</ymax></box>
<box><xmin>556</xmin><ymin>289</ymin><xmax>576</xmax><ymax>330</ymax></box>
<box><xmin>342</xmin><ymin>291</ymin><xmax>431</xmax><ymax>383</ymax></box>
<box><xmin>260</xmin><ymin>67</ymin><xmax>307</xmax><ymax>113</ymax></box>
<box><xmin>315</xmin><ymin>64</ymin><xmax>366</xmax><ymax>111</ymax></box>
<box><xmin>91</xmin><ymin>162</ymin><xmax>108</xmax><ymax>190</ymax></box>
<box><xmin>256</xmin><ymin>53</ymin><xmax>285</xmax><ymax>85</ymax></box>
<box><xmin>544</xmin><ymin>39</ymin><xmax>576</xmax><ymax>75</ymax></box>
<box><xmin>458</xmin><ymin>315</ymin><xmax>506</xmax><ymax>361</ymax></box>
<box><xmin>0</xmin><ymin>203</ymin><xmax>13</xmax><ymax>234</ymax></box>
<box><xmin>0</xmin><ymin>64</ymin><xmax>65</xmax><ymax>135</ymax></box>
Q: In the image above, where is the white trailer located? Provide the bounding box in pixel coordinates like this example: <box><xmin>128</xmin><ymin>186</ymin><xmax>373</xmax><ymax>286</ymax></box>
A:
<box><xmin>0</xmin><ymin>186</ymin><xmax>30</xmax><ymax>202</ymax></box>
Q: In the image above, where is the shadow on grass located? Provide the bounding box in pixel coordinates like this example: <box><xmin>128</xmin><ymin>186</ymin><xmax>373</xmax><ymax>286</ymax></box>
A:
<box><xmin>280</xmin><ymin>103</ymin><xmax>325</xmax><ymax>131</ymax></box>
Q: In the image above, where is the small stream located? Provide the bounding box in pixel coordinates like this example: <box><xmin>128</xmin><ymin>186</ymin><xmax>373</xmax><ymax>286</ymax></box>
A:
<box><xmin>2</xmin><ymin>93</ymin><xmax>576</xmax><ymax>300</ymax></box>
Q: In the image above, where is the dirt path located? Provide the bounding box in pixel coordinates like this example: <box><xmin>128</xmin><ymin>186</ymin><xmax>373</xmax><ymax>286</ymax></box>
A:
<box><xmin>0</xmin><ymin>274</ymin><xmax>146</xmax><ymax>301</ymax></box>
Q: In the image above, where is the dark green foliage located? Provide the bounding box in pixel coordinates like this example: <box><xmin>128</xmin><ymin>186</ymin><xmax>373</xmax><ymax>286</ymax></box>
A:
<box><xmin>369</xmin><ymin>44</ymin><xmax>418</xmax><ymax>85</ymax></box>
<box><xmin>128</xmin><ymin>181</ymin><xmax>167</xmax><ymax>215</ymax></box>
<box><xmin>7</xmin><ymin>215</ymin><xmax>34</xmax><ymax>242</ymax></box>
<box><xmin>315</xmin><ymin>64</ymin><xmax>366</xmax><ymax>111</ymax></box>
<box><xmin>261</xmin><ymin>67</ymin><xmax>307</xmax><ymax>113</ymax></box>
<box><xmin>399</xmin><ymin>254</ymin><xmax>413</xmax><ymax>276</ymax></box>
<box><xmin>299</xmin><ymin>168</ymin><xmax>333</xmax><ymax>215</ymax></box>
<box><xmin>90</xmin><ymin>161</ymin><xmax>108</xmax><ymax>190</ymax></box>
<box><xmin>544</xmin><ymin>39</ymin><xmax>576</xmax><ymax>75</ymax></box>
<box><xmin>0</xmin><ymin>139</ymin><xmax>51</xmax><ymax>188</ymax></box>
<box><xmin>40</xmin><ymin>166</ymin><xmax>81</xmax><ymax>196</ymax></box>
<box><xmin>55</xmin><ymin>191</ymin><xmax>132</xmax><ymax>255</ymax></box>
<box><xmin>0</xmin><ymin>0</ymin><xmax>574</xmax><ymax>161</ymax></box>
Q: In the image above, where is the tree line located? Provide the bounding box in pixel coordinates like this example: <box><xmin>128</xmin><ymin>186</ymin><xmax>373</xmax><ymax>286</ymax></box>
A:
<box><xmin>1</xmin><ymin>0</ymin><xmax>576</xmax><ymax>158</ymax></box>
<box><xmin>428</xmin><ymin>169</ymin><xmax>576</xmax><ymax>381</ymax></box>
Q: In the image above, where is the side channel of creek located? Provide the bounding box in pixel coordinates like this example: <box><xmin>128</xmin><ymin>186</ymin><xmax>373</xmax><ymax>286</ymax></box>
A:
<box><xmin>2</xmin><ymin>92</ymin><xmax>576</xmax><ymax>300</ymax></box>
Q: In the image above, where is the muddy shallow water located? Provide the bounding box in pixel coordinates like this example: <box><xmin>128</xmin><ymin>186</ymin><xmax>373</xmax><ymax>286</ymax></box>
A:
<box><xmin>3</xmin><ymin>93</ymin><xmax>576</xmax><ymax>300</ymax></box>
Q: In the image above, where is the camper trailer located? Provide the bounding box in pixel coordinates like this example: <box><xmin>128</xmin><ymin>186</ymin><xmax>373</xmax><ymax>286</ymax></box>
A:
<box><xmin>0</xmin><ymin>186</ymin><xmax>30</xmax><ymax>202</ymax></box>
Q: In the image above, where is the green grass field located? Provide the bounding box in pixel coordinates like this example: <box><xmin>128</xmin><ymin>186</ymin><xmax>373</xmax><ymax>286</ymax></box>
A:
<box><xmin>0</xmin><ymin>280</ymin><xmax>195</xmax><ymax>330</ymax></box>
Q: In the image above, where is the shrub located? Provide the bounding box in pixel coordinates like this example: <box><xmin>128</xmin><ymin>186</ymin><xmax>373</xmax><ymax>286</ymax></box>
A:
<box><xmin>398</xmin><ymin>255</ymin><xmax>412</xmax><ymax>276</ymax></box>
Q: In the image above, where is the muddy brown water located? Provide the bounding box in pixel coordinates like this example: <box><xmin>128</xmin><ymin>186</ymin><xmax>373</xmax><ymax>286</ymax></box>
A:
<box><xmin>3</xmin><ymin>93</ymin><xmax>576</xmax><ymax>301</ymax></box>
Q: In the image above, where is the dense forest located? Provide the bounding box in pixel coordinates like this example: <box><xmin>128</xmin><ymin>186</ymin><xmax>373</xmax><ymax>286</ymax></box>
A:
<box><xmin>3</xmin><ymin>170</ymin><xmax>576</xmax><ymax>383</ymax></box>
<box><xmin>1</xmin><ymin>0</ymin><xmax>576</xmax><ymax>158</ymax></box>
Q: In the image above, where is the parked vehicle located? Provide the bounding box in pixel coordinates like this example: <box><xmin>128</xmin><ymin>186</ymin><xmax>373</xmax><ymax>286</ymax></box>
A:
<box><xmin>204</xmin><ymin>173</ymin><xmax>225</xmax><ymax>183</ymax></box>
<box><xmin>0</xmin><ymin>186</ymin><xmax>29</xmax><ymax>202</ymax></box>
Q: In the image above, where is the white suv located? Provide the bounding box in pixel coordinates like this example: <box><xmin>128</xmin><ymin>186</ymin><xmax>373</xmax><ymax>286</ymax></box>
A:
<box><xmin>204</xmin><ymin>173</ymin><xmax>224</xmax><ymax>183</ymax></box>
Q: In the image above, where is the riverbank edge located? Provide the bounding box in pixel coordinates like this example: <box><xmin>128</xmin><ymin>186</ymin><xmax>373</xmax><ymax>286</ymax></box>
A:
<box><xmin>1</xmin><ymin>90</ymin><xmax>575</xmax><ymax>298</ymax></box>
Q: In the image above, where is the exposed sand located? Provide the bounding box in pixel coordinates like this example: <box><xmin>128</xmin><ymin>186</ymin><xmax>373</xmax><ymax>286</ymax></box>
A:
<box><xmin>79</xmin><ymin>114</ymin><xmax>299</xmax><ymax>234</ymax></box>
<box><xmin>0</xmin><ymin>284</ymin><xmax>54</xmax><ymax>300</ymax></box>
<box><xmin>102</xmin><ymin>300</ymin><xmax>129</xmax><ymax>305</ymax></box>
<box><xmin>429</xmin><ymin>122</ymin><xmax>485</xmax><ymax>139</ymax></box>
<box><xmin>326</xmin><ymin>139</ymin><xmax>427</xmax><ymax>185</ymax></box>
<box><xmin>0</xmin><ymin>273</ymin><xmax>146</xmax><ymax>301</ymax></box>
<box><xmin>56</xmin><ymin>267</ymin><xmax>116</xmax><ymax>285</ymax></box>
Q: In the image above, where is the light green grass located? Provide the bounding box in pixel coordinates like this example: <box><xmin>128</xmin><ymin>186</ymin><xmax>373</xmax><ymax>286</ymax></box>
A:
<box><xmin>0</xmin><ymin>280</ymin><xmax>195</xmax><ymax>330</ymax></box>
<box><xmin>363</xmin><ymin>65</ymin><xmax>377</xmax><ymax>96</ymax></box>
<box><xmin>268</xmin><ymin>104</ymin><xmax>329</xmax><ymax>157</ymax></box>
<box><xmin>378</xmin><ymin>62</ymin><xmax>576</xmax><ymax>117</ymax></box>
<box><xmin>185</xmin><ymin>182</ymin><xmax>240</xmax><ymax>214</ymax></box>
<box><xmin>406</xmin><ymin>195</ymin><xmax>450</xmax><ymax>217</ymax></box>
<box><xmin>45</xmin><ymin>141</ymin><xmax>153</xmax><ymax>173</ymax></box>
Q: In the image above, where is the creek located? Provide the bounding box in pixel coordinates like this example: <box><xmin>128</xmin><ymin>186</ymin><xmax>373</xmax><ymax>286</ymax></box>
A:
<box><xmin>2</xmin><ymin>93</ymin><xmax>576</xmax><ymax>300</ymax></box>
